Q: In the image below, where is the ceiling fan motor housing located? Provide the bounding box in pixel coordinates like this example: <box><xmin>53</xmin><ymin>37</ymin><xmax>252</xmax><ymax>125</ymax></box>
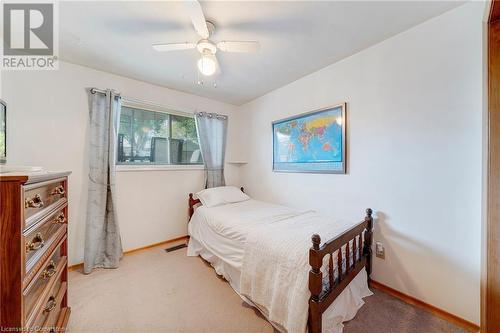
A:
<box><xmin>197</xmin><ymin>39</ymin><xmax>217</xmax><ymax>54</ymax></box>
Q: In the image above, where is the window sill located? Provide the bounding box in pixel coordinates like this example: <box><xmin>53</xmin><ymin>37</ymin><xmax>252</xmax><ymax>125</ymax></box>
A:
<box><xmin>115</xmin><ymin>164</ymin><xmax>205</xmax><ymax>172</ymax></box>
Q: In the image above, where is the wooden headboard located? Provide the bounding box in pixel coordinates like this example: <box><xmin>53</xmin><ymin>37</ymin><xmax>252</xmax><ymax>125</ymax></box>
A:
<box><xmin>188</xmin><ymin>187</ymin><xmax>245</xmax><ymax>221</ymax></box>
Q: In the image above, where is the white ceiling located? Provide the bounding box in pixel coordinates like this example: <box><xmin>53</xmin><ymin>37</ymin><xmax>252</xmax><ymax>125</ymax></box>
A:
<box><xmin>60</xmin><ymin>1</ymin><xmax>464</xmax><ymax>105</ymax></box>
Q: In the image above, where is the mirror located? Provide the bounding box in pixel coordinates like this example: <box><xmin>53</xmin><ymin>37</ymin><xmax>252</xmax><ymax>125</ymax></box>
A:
<box><xmin>0</xmin><ymin>100</ymin><xmax>5</xmax><ymax>164</ymax></box>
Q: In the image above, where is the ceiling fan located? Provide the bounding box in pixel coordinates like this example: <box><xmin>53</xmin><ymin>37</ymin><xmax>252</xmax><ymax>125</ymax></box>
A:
<box><xmin>152</xmin><ymin>0</ymin><xmax>260</xmax><ymax>77</ymax></box>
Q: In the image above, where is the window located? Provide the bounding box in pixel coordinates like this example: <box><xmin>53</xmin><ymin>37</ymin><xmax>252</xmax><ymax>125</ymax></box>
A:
<box><xmin>117</xmin><ymin>104</ymin><xmax>202</xmax><ymax>165</ymax></box>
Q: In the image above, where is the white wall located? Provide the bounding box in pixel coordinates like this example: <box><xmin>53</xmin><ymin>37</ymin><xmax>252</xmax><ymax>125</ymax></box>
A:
<box><xmin>1</xmin><ymin>61</ymin><xmax>239</xmax><ymax>266</ymax></box>
<box><xmin>236</xmin><ymin>2</ymin><xmax>483</xmax><ymax>324</ymax></box>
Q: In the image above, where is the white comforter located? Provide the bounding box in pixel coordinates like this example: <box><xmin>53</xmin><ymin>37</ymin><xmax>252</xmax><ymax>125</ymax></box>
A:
<box><xmin>202</xmin><ymin>199</ymin><xmax>311</xmax><ymax>242</ymax></box>
<box><xmin>239</xmin><ymin>210</ymin><xmax>357</xmax><ymax>333</ymax></box>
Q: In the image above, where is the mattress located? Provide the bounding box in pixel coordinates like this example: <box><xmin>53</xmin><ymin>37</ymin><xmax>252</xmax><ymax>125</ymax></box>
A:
<box><xmin>187</xmin><ymin>199</ymin><xmax>372</xmax><ymax>333</ymax></box>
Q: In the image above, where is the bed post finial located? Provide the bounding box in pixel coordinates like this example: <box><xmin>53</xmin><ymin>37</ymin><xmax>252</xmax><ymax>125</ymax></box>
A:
<box><xmin>311</xmin><ymin>234</ymin><xmax>321</xmax><ymax>250</ymax></box>
<box><xmin>188</xmin><ymin>193</ymin><xmax>195</xmax><ymax>221</ymax></box>
<box><xmin>363</xmin><ymin>208</ymin><xmax>374</xmax><ymax>276</ymax></box>
<box><xmin>309</xmin><ymin>233</ymin><xmax>323</xmax><ymax>333</ymax></box>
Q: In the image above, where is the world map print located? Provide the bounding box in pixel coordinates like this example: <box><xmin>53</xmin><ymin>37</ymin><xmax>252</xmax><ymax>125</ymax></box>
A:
<box><xmin>273</xmin><ymin>105</ymin><xmax>345</xmax><ymax>173</ymax></box>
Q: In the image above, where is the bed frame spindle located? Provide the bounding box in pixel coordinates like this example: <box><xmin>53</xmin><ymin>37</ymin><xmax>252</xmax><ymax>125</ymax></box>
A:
<box><xmin>328</xmin><ymin>255</ymin><xmax>334</xmax><ymax>290</ymax></box>
<box><xmin>358</xmin><ymin>233</ymin><xmax>363</xmax><ymax>262</ymax></box>
<box><xmin>346</xmin><ymin>241</ymin><xmax>351</xmax><ymax>273</ymax></box>
<box><xmin>353</xmin><ymin>236</ymin><xmax>357</xmax><ymax>263</ymax></box>
<box><xmin>337</xmin><ymin>248</ymin><xmax>342</xmax><ymax>284</ymax></box>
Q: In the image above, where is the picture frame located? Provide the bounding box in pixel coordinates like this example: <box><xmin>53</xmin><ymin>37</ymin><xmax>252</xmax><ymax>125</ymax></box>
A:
<box><xmin>272</xmin><ymin>103</ymin><xmax>346</xmax><ymax>174</ymax></box>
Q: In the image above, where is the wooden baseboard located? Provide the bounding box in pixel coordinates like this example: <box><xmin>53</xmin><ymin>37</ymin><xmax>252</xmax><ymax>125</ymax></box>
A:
<box><xmin>369</xmin><ymin>279</ymin><xmax>479</xmax><ymax>333</ymax></box>
<box><xmin>67</xmin><ymin>262</ymin><xmax>83</xmax><ymax>272</ymax></box>
<box><xmin>68</xmin><ymin>235</ymin><xmax>189</xmax><ymax>272</ymax></box>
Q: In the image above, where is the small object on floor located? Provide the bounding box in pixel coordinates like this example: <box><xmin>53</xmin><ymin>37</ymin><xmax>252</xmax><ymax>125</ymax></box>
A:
<box><xmin>165</xmin><ymin>243</ymin><xmax>188</xmax><ymax>252</ymax></box>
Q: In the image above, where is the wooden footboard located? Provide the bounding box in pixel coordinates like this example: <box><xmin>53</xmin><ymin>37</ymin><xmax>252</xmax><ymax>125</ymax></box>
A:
<box><xmin>308</xmin><ymin>208</ymin><xmax>373</xmax><ymax>333</ymax></box>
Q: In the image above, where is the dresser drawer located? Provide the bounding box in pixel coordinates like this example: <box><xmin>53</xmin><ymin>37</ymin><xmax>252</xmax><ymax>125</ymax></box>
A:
<box><xmin>23</xmin><ymin>245</ymin><xmax>66</xmax><ymax>320</ymax></box>
<box><xmin>30</xmin><ymin>281</ymin><xmax>67</xmax><ymax>333</ymax></box>
<box><xmin>23</xmin><ymin>178</ymin><xmax>67</xmax><ymax>229</ymax></box>
<box><xmin>24</xmin><ymin>214</ymin><xmax>67</xmax><ymax>277</ymax></box>
<box><xmin>42</xmin><ymin>283</ymin><xmax>67</xmax><ymax>333</ymax></box>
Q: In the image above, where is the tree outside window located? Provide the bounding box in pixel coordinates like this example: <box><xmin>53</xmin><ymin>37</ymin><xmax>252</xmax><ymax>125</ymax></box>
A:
<box><xmin>117</xmin><ymin>106</ymin><xmax>202</xmax><ymax>165</ymax></box>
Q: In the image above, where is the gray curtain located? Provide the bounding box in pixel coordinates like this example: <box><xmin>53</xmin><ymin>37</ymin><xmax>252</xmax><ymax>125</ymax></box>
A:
<box><xmin>84</xmin><ymin>89</ymin><xmax>123</xmax><ymax>274</ymax></box>
<box><xmin>195</xmin><ymin>112</ymin><xmax>228</xmax><ymax>188</ymax></box>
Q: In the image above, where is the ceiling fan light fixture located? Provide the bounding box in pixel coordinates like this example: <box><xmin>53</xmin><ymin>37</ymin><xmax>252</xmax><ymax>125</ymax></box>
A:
<box><xmin>197</xmin><ymin>51</ymin><xmax>217</xmax><ymax>76</ymax></box>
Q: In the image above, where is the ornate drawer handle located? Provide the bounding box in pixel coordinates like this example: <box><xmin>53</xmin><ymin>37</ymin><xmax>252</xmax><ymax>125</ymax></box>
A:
<box><xmin>25</xmin><ymin>194</ymin><xmax>44</xmax><ymax>209</ymax></box>
<box><xmin>51</xmin><ymin>185</ymin><xmax>65</xmax><ymax>196</ymax></box>
<box><xmin>41</xmin><ymin>260</ymin><xmax>57</xmax><ymax>279</ymax></box>
<box><xmin>26</xmin><ymin>233</ymin><xmax>45</xmax><ymax>253</ymax></box>
<box><xmin>53</xmin><ymin>212</ymin><xmax>66</xmax><ymax>224</ymax></box>
<box><xmin>44</xmin><ymin>296</ymin><xmax>57</xmax><ymax>313</ymax></box>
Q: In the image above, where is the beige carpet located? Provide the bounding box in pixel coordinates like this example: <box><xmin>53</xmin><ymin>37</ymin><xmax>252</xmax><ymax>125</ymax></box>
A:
<box><xmin>343</xmin><ymin>289</ymin><xmax>468</xmax><ymax>333</ymax></box>
<box><xmin>68</xmin><ymin>246</ymin><xmax>468</xmax><ymax>333</ymax></box>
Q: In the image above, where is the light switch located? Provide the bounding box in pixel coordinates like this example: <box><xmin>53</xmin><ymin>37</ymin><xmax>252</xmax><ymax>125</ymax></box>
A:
<box><xmin>375</xmin><ymin>241</ymin><xmax>385</xmax><ymax>259</ymax></box>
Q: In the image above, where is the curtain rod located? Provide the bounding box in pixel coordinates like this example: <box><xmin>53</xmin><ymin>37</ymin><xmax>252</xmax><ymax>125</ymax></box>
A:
<box><xmin>89</xmin><ymin>88</ymin><xmax>228</xmax><ymax>119</ymax></box>
<box><xmin>90</xmin><ymin>89</ymin><xmax>192</xmax><ymax>115</ymax></box>
<box><xmin>122</xmin><ymin>96</ymin><xmax>193</xmax><ymax>114</ymax></box>
<box><xmin>120</xmin><ymin>96</ymin><xmax>228</xmax><ymax>119</ymax></box>
<box><xmin>90</xmin><ymin>87</ymin><xmax>121</xmax><ymax>97</ymax></box>
<box><xmin>195</xmin><ymin>111</ymin><xmax>228</xmax><ymax>120</ymax></box>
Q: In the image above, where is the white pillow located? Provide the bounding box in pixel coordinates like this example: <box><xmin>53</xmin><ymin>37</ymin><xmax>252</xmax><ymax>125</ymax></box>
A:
<box><xmin>196</xmin><ymin>186</ymin><xmax>250</xmax><ymax>208</ymax></box>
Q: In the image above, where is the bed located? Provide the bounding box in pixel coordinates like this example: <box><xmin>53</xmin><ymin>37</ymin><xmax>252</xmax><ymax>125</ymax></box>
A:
<box><xmin>187</xmin><ymin>187</ymin><xmax>373</xmax><ymax>333</ymax></box>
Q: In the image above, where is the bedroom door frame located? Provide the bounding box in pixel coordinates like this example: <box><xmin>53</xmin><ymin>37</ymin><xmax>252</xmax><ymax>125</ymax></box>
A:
<box><xmin>485</xmin><ymin>1</ymin><xmax>500</xmax><ymax>332</ymax></box>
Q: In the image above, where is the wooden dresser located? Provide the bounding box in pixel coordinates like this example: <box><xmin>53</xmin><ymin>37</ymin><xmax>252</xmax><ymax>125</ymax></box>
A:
<box><xmin>0</xmin><ymin>171</ymin><xmax>71</xmax><ymax>332</ymax></box>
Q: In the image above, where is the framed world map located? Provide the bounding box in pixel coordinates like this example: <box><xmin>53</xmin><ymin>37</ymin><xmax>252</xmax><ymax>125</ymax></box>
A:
<box><xmin>272</xmin><ymin>103</ymin><xmax>346</xmax><ymax>173</ymax></box>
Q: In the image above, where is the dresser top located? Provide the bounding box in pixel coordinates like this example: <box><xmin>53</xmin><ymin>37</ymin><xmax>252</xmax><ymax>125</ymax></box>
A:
<box><xmin>0</xmin><ymin>171</ymin><xmax>71</xmax><ymax>184</ymax></box>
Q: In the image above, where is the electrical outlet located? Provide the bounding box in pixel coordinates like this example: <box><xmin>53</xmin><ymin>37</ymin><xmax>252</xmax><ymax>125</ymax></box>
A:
<box><xmin>375</xmin><ymin>241</ymin><xmax>385</xmax><ymax>259</ymax></box>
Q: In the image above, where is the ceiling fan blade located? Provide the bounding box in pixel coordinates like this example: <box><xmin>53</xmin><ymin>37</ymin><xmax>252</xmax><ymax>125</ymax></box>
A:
<box><xmin>184</xmin><ymin>0</ymin><xmax>209</xmax><ymax>39</ymax></box>
<box><xmin>152</xmin><ymin>42</ymin><xmax>196</xmax><ymax>52</ymax></box>
<box><xmin>217</xmin><ymin>41</ymin><xmax>260</xmax><ymax>53</ymax></box>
